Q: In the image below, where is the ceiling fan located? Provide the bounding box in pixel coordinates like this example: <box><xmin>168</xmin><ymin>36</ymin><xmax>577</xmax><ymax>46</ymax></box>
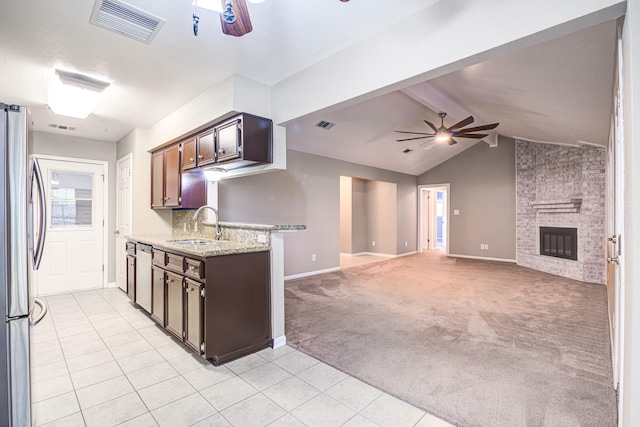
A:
<box><xmin>395</xmin><ymin>112</ymin><xmax>499</xmax><ymax>147</ymax></box>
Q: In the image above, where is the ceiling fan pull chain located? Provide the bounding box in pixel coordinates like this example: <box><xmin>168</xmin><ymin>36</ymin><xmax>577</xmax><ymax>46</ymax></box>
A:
<box><xmin>193</xmin><ymin>13</ymin><xmax>199</xmax><ymax>36</ymax></box>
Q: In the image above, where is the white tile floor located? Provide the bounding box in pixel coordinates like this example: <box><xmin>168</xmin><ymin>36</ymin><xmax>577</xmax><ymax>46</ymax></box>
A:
<box><xmin>30</xmin><ymin>288</ymin><xmax>452</xmax><ymax>427</ymax></box>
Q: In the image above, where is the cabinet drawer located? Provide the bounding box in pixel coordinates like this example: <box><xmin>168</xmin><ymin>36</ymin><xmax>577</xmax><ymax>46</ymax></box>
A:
<box><xmin>166</xmin><ymin>253</ymin><xmax>184</xmax><ymax>273</ymax></box>
<box><xmin>152</xmin><ymin>249</ymin><xmax>166</xmax><ymax>267</ymax></box>
<box><xmin>185</xmin><ymin>258</ymin><xmax>204</xmax><ymax>280</ymax></box>
<box><xmin>126</xmin><ymin>241</ymin><xmax>136</xmax><ymax>255</ymax></box>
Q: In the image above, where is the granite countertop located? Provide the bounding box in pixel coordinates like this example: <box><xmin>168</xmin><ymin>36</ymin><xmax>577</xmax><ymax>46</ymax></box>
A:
<box><xmin>128</xmin><ymin>235</ymin><xmax>270</xmax><ymax>257</ymax></box>
<box><xmin>204</xmin><ymin>222</ymin><xmax>306</xmax><ymax>232</ymax></box>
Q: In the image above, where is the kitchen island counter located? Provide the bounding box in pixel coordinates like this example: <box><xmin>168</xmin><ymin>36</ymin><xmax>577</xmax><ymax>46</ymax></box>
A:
<box><xmin>127</xmin><ymin>235</ymin><xmax>269</xmax><ymax>258</ymax></box>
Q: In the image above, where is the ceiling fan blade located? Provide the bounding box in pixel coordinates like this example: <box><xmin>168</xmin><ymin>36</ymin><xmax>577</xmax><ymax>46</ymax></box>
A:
<box><xmin>220</xmin><ymin>0</ymin><xmax>253</xmax><ymax>37</ymax></box>
<box><xmin>452</xmin><ymin>133</ymin><xmax>489</xmax><ymax>139</ymax></box>
<box><xmin>448</xmin><ymin>138</ymin><xmax>458</xmax><ymax>146</ymax></box>
<box><xmin>452</xmin><ymin>123</ymin><xmax>499</xmax><ymax>133</ymax></box>
<box><xmin>448</xmin><ymin>116</ymin><xmax>474</xmax><ymax>131</ymax></box>
<box><xmin>423</xmin><ymin>120</ymin><xmax>438</xmax><ymax>133</ymax></box>
<box><xmin>396</xmin><ymin>136</ymin><xmax>432</xmax><ymax>142</ymax></box>
<box><xmin>394</xmin><ymin>130</ymin><xmax>434</xmax><ymax>136</ymax></box>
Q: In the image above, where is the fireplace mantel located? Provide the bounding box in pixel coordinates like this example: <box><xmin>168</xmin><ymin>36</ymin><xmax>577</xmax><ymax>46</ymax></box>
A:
<box><xmin>531</xmin><ymin>198</ymin><xmax>582</xmax><ymax>213</ymax></box>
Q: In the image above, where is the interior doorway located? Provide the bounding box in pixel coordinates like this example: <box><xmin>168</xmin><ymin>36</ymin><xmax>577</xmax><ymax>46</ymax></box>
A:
<box><xmin>419</xmin><ymin>184</ymin><xmax>449</xmax><ymax>253</ymax></box>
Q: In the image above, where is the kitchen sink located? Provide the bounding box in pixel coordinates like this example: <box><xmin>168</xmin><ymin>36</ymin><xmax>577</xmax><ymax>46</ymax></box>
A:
<box><xmin>167</xmin><ymin>239</ymin><xmax>217</xmax><ymax>245</ymax></box>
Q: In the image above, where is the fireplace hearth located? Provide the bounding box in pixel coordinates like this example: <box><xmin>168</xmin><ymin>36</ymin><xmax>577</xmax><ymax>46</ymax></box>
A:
<box><xmin>540</xmin><ymin>227</ymin><xmax>577</xmax><ymax>261</ymax></box>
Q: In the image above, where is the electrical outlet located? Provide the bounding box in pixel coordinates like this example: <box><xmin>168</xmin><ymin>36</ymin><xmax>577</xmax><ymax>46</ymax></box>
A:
<box><xmin>405</xmin><ymin>241</ymin><xmax>408</xmax><ymax>247</ymax></box>
<box><xmin>480</xmin><ymin>244</ymin><xmax>484</xmax><ymax>250</ymax></box>
<box><xmin>372</xmin><ymin>241</ymin><xmax>376</xmax><ymax>247</ymax></box>
<box><xmin>485</xmin><ymin>244</ymin><xmax>489</xmax><ymax>250</ymax></box>
<box><xmin>312</xmin><ymin>254</ymin><xmax>317</xmax><ymax>262</ymax></box>
<box><xmin>257</xmin><ymin>234</ymin><xmax>267</xmax><ymax>243</ymax></box>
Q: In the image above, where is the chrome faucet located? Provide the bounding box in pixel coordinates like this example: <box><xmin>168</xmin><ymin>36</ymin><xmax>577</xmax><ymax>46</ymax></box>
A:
<box><xmin>193</xmin><ymin>205</ymin><xmax>222</xmax><ymax>240</ymax></box>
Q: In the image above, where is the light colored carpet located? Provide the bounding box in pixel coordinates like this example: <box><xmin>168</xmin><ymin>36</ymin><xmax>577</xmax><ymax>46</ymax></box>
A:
<box><xmin>285</xmin><ymin>251</ymin><xmax>617</xmax><ymax>427</ymax></box>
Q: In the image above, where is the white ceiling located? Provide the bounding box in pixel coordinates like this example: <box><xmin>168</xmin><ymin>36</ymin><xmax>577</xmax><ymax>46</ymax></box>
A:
<box><xmin>286</xmin><ymin>20</ymin><xmax>618</xmax><ymax>175</ymax></box>
<box><xmin>0</xmin><ymin>1</ymin><xmax>617</xmax><ymax>176</ymax></box>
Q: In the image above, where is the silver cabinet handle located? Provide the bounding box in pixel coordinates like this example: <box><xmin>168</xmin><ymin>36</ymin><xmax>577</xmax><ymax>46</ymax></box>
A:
<box><xmin>29</xmin><ymin>298</ymin><xmax>48</xmax><ymax>327</ymax></box>
<box><xmin>31</xmin><ymin>158</ymin><xmax>47</xmax><ymax>270</ymax></box>
<box><xmin>218</xmin><ymin>149</ymin><xmax>225</xmax><ymax>154</ymax></box>
<box><xmin>198</xmin><ymin>155</ymin><xmax>204</xmax><ymax>159</ymax></box>
<box><xmin>189</xmin><ymin>157</ymin><xmax>195</xmax><ymax>161</ymax></box>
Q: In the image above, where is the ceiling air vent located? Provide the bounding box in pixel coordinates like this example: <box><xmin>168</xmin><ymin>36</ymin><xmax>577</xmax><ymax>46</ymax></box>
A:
<box><xmin>90</xmin><ymin>0</ymin><xmax>165</xmax><ymax>44</ymax></box>
<box><xmin>316</xmin><ymin>120</ymin><xmax>335</xmax><ymax>130</ymax></box>
<box><xmin>49</xmin><ymin>123</ymin><xmax>77</xmax><ymax>131</ymax></box>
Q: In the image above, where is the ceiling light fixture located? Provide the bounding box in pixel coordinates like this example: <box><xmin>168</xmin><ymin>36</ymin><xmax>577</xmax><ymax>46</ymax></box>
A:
<box><xmin>203</xmin><ymin>168</ymin><xmax>226</xmax><ymax>182</ymax></box>
<box><xmin>48</xmin><ymin>69</ymin><xmax>110</xmax><ymax>119</ymax></box>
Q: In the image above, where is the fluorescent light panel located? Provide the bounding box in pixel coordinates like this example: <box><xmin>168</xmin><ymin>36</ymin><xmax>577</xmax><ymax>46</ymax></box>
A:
<box><xmin>48</xmin><ymin>69</ymin><xmax>110</xmax><ymax>119</ymax></box>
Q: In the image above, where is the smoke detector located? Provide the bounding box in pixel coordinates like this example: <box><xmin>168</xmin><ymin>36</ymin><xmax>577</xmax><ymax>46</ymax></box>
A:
<box><xmin>90</xmin><ymin>0</ymin><xmax>165</xmax><ymax>44</ymax></box>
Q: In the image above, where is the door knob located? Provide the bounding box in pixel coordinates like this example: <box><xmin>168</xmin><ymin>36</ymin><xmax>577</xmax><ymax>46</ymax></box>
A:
<box><xmin>607</xmin><ymin>256</ymin><xmax>619</xmax><ymax>265</ymax></box>
<box><xmin>114</xmin><ymin>230</ymin><xmax>120</xmax><ymax>235</ymax></box>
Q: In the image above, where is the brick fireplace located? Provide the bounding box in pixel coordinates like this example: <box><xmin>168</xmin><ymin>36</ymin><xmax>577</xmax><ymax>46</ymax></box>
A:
<box><xmin>515</xmin><ymin>140</ymin><xmax>606</xmax><ymax>284</ymax></box>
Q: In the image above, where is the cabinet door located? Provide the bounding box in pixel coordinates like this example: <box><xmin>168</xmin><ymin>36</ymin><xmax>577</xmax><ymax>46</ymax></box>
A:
<box><xmin>164</xmin><ymin>144</ymin><xmax>181</xmax><ymax>207</ymax></box>
<box><xmin>151</xmin><ymin>267</ymin><xmax>165</xmax><ymax>327</ymax></box>
<box><xmin>184</xmin><ymin>279</ymin><xmax>204</xmax><ymax>354</ymax></box>
<box><xmin>197</xmin><ymin>129</ymin><xmax>216</xmax><ymax>168</ymax></box>
<box><xmin>216</xmin><ymin>118</ymin><xmax>241</xmax><ymax>162</ymax></box>
<box><xmin>151</xmin><ymin>151</ymin><xmax>164</xmax><ymax>208</ymax></box>
<box><xmin>126</xmin><ymin>255</ymin><xmax>135</xmax><ymax>301</ymax></box>
<box><xmin>182</xmin><ymin>137</ymin><xmax>197</xmax><ymax>171</ymax></box>
<box><xmin>165</xmin><ymin>271</ymin><xmax>184</xmax><ymax>340</ymax></box>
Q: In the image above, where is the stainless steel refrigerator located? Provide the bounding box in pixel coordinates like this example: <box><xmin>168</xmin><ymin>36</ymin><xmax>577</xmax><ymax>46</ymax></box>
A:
<box><xmin>1</xmin><ymin>103</ymin><xmax>48</xmax><ymax>426</ymax></box>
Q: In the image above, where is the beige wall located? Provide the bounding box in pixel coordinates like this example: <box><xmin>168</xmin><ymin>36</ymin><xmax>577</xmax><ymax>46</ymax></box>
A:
<box><xmin>339</xmin><ymin>176</ymin><xmax>352</xmax><ymax>253</ymax></box>
<box><xmin>365</xmin><ymin>180</ymin><xmax>397</xmax><ymax>254</ymax></box>
<box><xmin>418</xmin><ymin>136</ymin><xmax>516</xmax><ymax>260</ymax></box>
<box><xmin>30</xmin><ymin>131</ymin><xmax>118</xmax><ymax>283</ymax></box>
<box><xmin>351</xmin><ymin>178</ymin><xmax>367</xmax><ymax>254</ymax></box>
<box><xmin>218</xmin><ymin>149</ymin><xmax>417</xmax><ymax>276</ymax></box>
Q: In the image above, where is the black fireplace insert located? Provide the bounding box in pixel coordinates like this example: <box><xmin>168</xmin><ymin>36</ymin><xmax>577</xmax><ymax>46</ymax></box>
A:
<box><xmin>540</xmin><ymin>227</ymin><xmax>577</xmax><ymax>261</ymax></box>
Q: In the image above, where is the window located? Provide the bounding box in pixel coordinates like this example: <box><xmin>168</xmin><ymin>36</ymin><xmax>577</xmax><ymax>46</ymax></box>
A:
<box><xmin>50</xmin><ymin>171</ymin><xmax>93</xmax><ymax>227</ymax></box>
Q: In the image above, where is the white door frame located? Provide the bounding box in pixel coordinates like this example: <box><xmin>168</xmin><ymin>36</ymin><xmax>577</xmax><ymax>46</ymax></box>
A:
<box><xmin>418</xmin><ymin>184</ymin><xmax>450</xmax><ymax>254</ymax></box>
<box><xmin>32</xmin><ymin>154</ymin><xmax>109</xmax><ymax>290</ymax></box>
<box><xmin>116</xmin><ymin>153</ymin><xmax>133</xmax><ymax>291</ymax></box>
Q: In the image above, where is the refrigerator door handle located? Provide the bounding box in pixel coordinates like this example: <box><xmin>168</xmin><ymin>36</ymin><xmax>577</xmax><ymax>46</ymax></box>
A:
<box><xmin>29</xmin><ymin>297</ymin><xmax>48</xmax><ymax>327</ymax></box>
<box><xmin>30</xmin><ymin>157</ymin><xmax>47</xmax><ymax>270</ymax></box>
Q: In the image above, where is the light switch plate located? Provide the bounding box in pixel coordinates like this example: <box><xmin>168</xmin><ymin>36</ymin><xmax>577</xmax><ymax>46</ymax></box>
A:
<box><xmin>454</xmin><ymin>210</ymin><xmax>460</xmax><ymax>215</ymax></box>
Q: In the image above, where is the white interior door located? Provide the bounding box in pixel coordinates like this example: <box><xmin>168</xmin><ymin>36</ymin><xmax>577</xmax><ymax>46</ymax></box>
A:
<box><xmin>116</xmin><ymin>154</ymin><xmax>132</xmax><ymax>292</ymax></box>
<box><xmin>35</xmin><ymin>158</ymin><xmax>105</xmax><ymax>296</ymax></box>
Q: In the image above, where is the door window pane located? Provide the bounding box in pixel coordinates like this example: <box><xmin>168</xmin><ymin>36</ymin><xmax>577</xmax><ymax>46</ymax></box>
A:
<box><xmin>50</xmin><ymin>171</ymin><xmax>93</xmax><ymax>227</ymax></box>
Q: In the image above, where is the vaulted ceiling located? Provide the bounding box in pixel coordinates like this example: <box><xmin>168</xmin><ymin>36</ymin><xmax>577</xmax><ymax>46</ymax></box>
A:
<box><xmin>0</xmin><ymin>1</ymin><xmax>618</xmax><ymax>176</ymax></box>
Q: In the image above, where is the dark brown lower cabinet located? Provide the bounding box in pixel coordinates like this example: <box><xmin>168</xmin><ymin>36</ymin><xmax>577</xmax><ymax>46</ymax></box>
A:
<box><xmin>184</xmin><ymin>279</ymin><xmax>204</xmax><ymax>354</ymax></box>
<box><xmin>205</xmin><ymin>251</ymin><xmax>271</xmax><ymax>365</ymax></box>
<box><xmin>151</xmin><ymin>267</ymin><xmax>165</xmax><ymax>326</ymax></box>
<box><xmin>166</xmin><ymin>271</ymin><xmax>184</xmax><ymax>340</ymax></box>
<box><xmin>126</xmin><ymin>240</ymin><xmax>271</xmax><ymax>364</ymax></box>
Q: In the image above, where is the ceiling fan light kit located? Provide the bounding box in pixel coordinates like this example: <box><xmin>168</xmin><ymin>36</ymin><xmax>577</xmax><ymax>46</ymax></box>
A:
<box><xmin>395</xmin><ymin>111</ymin><xmax>499</xmax><ymax>148</ymax></box>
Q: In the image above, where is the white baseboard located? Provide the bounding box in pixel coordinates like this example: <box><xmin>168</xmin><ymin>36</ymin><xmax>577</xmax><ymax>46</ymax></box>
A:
<box><xmin>285</xmin><ymin>267</ymin><xmax>341</xmax><ymax>280</ymax></box>
<box><xmin>447</xmin><ymin>253</ymin><xmax>517</xmax><ymax>263</ymax></box>
<box><xmin>272</xmin><ymin>335</ymin><xmax>287</xmax><ymax>348</ymax></box>
<box><xmin>342</xmin><ymin>252</ymin><xmax>396</xmax><ymax>258</ymax></box>
<box><xmin>396</xmin><ymin>251</ymin><xmax>418</xmax><ymax>258</ymax></box>
<box><xmin>105</xmin><ymin>282</ymin><xmax>117</xmax><ymax>288</ymax></box>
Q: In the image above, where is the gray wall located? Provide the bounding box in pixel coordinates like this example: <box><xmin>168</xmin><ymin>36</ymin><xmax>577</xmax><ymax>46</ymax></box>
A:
<box><xmin>351</xmin><ymin>178</ymin><xmax>367</xmax><ymax>253</ymax></box>
<box><xmin>418</xmin><ymin>136</ymin><xmax>516</xmax><ymax>260</ymax></box>
<box><xmin>30</xmin><ymin>131</ymin><xmax>118</xmax><ymax>283</ymax></box>
<box><xmin>218</xmin><ymin>149</ymin><xmax>418</xmax><ymax>276</ymax></box>
<box><xmin>365</xmin><ymin>180</ymin><xmax>397</xmax><ymax>254</ymax></box>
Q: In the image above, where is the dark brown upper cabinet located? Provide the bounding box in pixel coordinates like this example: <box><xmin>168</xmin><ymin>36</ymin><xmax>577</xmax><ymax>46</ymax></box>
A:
<box><xmin>197</xmin><ymin>128</ymin><xmax>216</xmax><ymax>168</ymax></box>
<box><xmin>214</xmin><ymin>113</ymin><xmax>272</xmax><ymax>170</ymax></box>
<box><xmin>181</xmin><ymin>137</ymin><xmax>197</xmax><ymax>171</ymax></box>
<box><xmin>151</xmin><ymin>142</ymin><xmax>207</xmax><ymax>209</ymax></box>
